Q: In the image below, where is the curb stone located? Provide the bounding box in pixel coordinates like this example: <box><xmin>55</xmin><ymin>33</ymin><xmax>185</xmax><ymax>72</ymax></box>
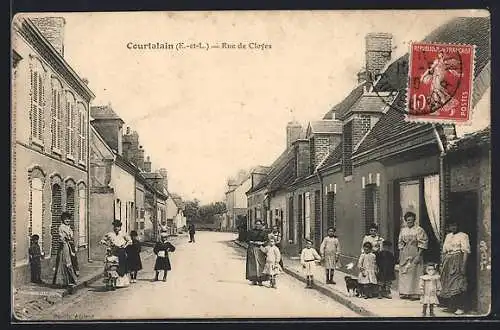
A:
<box><xmin>232</xmin><ymin>240</ymin><xmax>375</xmax><ymax>317</ymax></box>
<box><xmin>13</xmin><ymin>245</ymin><xmax>160</xmax><ymax>321</ymax></box>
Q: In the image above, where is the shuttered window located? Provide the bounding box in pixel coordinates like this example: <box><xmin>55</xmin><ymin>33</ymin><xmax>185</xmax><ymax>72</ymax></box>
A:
<box><xmin>77</xmin><ymin>103</ymin><xmax>87</xmax><ymax>163</ymax></box>
<box><xmin>65</xmin><ymin>92</ymin><xmax>76</xmax><ymax>157</ymax></box>
<box><xmin>51</xmin><ymin>79</ymin><xmax>63</xmax><ymax>150</ymax></box>
<box><xmin>30</xmin><ymin>61</ymin><xmax>44</xmax><ymax>142</ymax></box>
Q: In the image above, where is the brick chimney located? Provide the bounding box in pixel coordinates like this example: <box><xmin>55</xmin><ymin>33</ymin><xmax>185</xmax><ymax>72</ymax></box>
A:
<box><xmin>365</xmin><ymin>33</ymin><xmax>393</xmax><ymax>79</ymax></box>
<box><xmin>158</xmin><ymin>168</ymin><xmax>168</xmax><ymax>190</ymax></box>
<box><xmin>137</xmin><ymin>146</ymin><xmax>145</xmax><ymax>170</ymax></box>
<box><xmin>90</xmin><ymin>104</ymin><xmax>124</xmax><ymax>154</ymax></box>
<box><xmin>30</xmin><ymin>17</ymin><xmax>66</xmax><ymax>56</ymax></box>
<box><xmin>144</xmin><ymin>156</ymin><xmax>152</xmax><ymax>172</ymax></box>
<box><xmin>122</xmin><ymin>127</ymin><xmax>132</xmax><ymax>160</ymax></box>
<box><xmin>294</xmin><ymin>139</ymin><xmax>310</xmax><ymax>178</ymax></box>
<box><xmin>286</xmin><ymin>121</ymin><xmax>303</xmax><ymax>149</ymax></box>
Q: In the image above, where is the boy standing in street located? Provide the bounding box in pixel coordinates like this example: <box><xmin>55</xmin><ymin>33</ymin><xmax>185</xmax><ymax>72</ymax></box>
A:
<box><xmin>300</xmin><ymin>239</ymin><xmax>321</xmax><ymax>288</ymax></box>
<box><xmin>29</xmin><ymin>234</ymin><xmax>44</xmax><ymax>284</ymax></box>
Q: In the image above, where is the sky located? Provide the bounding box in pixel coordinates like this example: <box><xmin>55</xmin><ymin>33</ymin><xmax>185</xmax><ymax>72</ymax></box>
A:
<box><xmin>24</xmin><ymin>10</ymin><xmax>488</xmax><ymax>204</ymax></box>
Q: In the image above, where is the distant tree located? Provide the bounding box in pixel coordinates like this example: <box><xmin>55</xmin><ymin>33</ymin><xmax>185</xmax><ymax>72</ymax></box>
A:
<box><xmin>184</xmin><ymin>200</ymin><xmax>200</xmax><ymax>222</ymax></box>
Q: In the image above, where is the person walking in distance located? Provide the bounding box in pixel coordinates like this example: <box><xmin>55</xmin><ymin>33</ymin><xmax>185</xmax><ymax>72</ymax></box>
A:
<box><xmin>188</xmin><ymin>222</ymin><xmax>196</xmax><ymax>243</ymax></box>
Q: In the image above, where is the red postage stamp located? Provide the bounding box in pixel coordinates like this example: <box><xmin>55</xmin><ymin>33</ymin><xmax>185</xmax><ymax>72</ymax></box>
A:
<box><xmin>406</xmin><ymin>42</ymin><xmax>475</xmax><ymax>124</ymax></box>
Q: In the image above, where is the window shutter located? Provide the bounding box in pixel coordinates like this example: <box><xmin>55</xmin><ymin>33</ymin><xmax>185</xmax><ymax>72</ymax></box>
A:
<box><xmin>51</xmin><ymin>89</ymin><xmax>56</xmax><ymax>147</ymax></box>
<box><xmin>31</xmin><ymin>70</ymin><xmax>38</xmax><ymax>138</ymax></box>
<box><xmin>72</xmin><ymin>103</ymin><xmax>77</xmax><ymax>157</ymax></box>
<box><xmin>57</xmin><ymin>92</ymin><xmax>62</xmax><ymax>149</ymax></box>
<box><xmin>65</xmin><ymin>100</ymin><xmax>70</xmax><ymax>154</ymax></box>
<box><xmin>38</xmin><ymin>74</ymin><xmax>43</xmax><ymax>140</ymax></box>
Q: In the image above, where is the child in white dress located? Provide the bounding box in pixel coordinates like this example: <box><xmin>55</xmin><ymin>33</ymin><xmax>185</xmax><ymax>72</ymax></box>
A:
<box><xmin>419</xmin><ymin>263</ymin><xmax>442</xmax><ymax>317</ymax></box>
<box><xmin>320</xmin><ymin>227</ymin><xmax>341</xmax><ymax>284</ymax></box>
<box><xmin>358</xmin><ymin>242</ymin><xmax>378</xmax><ymax>298</ymax></box>
<box><xmin>300</xmin><ymin>239</ymin><xmax>321</xmax><ymax>288</ymax></box>
<box><xmin>260</xmin><ymin>238</ymin><xmax>282</xmax><ymax>288</ymax></box>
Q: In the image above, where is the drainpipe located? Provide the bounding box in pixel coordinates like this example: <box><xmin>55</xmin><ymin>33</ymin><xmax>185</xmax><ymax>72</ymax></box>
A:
<box><xmin>316</xmin><ymin>168</ymin><xmax>323</xmax><ymax>245</ymax></box>
<box><xmin>87</xmin><ymin>109</ymin><xmax>91</xmax><ymax>263</ymax></box>
<box><xmin>433</xmin><ymin>124</ymin><xmax>446</xmax><ymax>247</ymax></box>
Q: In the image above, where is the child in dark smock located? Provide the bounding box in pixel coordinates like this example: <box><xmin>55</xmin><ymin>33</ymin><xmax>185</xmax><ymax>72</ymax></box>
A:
<box><xmin>126</xmin><ymin>230</ymin><xmax>143</xmax><ymax>283</ymax></box>
<box><xmin>153</xmin><ymin>232</ymin><xmax>176</xmax><ymax>282</ymax></box>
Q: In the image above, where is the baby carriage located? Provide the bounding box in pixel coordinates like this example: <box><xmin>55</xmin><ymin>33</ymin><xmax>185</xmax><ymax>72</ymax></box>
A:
<box><xmin>103</xmin><ymin>249</ymin><xmax>120</xmax><ymax>291</ymax></box>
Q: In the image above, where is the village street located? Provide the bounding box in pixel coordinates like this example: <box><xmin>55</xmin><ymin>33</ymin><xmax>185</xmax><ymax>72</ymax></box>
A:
<box><xmin>38</xmin><ymin>232</ymin><xmax>358</xmax><ymax>320</ymax></box>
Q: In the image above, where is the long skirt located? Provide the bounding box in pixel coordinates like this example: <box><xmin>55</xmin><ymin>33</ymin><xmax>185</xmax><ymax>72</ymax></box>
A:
<box><xmin>114</xmin><ymin>247</ymin><xmax>130</xmax><ymax>287</ymax></box>
<box><xmin>324</xmin><ymin>254</ymin><xmax>336</xmax><ymax>269</ymax></box>
<box><xmin>398</xmin><ymin>245</ymin><xmax>424</xmax><ymax>295</ymax></box>
<box><xmin>246</xmin><ymin>246</ymin><xmax>269</xmax><ymax>282</ymax></box>
<box><xmin>52</xmin><ymin>242</ymin><xmax>78</xmax><ymax>287</ymax></box>
<box><xmin>439</xmin><ymin>252</ymin><xmax>467</xmax><ymax>299</ymax></box>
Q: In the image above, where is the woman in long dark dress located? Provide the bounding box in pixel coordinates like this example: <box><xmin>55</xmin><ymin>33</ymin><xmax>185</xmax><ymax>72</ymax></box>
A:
<box><xmin>246</xmin><ymin>220</ymin><xmax>269</xmax><ymax>286</ymax></box>
<box><xmin>52</xmin><ymin>212</ymin><xmax>79</xmax><ymax>290</ymax></box>
<box><xmin>439</xmin><ymin>222</ymin><xmax>470</xmax><ymax>315</ymax></box>
<box><xmin>126</xmin><ymin>230</ymin><xmax>143</xmax><ymax>283</ymax></box>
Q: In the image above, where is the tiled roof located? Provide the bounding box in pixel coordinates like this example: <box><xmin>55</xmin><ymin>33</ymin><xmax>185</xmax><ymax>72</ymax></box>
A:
<box><xmin>318</xmin><ymin>142</ymin><xmax>343</xmax><ymax>170</ymax></box>
<box><xmin>447</xmin><ymin>126</ymin><xmax>490</xmax><ymax>152</ymax></box>
<box><xmin>356</xmin><ymin>16</ymin><xmax>490</xmax><ymax>156</ymax></box>
<box><xmin>308</xmin><ymin>120</ymin><xmax>343</xmax><ymax>135</ymax></box>
<box><xmin>251</xmin><ymin>165</ymin><xmax>271</xmax><ymax>174</ymax></box>
<box><xmin>323</xmin><ymin>83</ymin><xmax>366</xmax><ymax>120</ymax></box>
<box><xmin>247</xmin><ymin>148</ymin><xmax>294</xmax><ymax>194</ymax></box>
<box><xmin>90</xmin><ymin>105</ymin><xmax>123</xmax><ymax>121</ymax></box>
<box><xmin>267</xmin><ymin>149</ymin><xmax>296</xmax><ymax>193</ymax></box>
<box><xmin>349</xmin><ymin>93</ymin><xmax>395</xmax><ymax>114</ymax></box>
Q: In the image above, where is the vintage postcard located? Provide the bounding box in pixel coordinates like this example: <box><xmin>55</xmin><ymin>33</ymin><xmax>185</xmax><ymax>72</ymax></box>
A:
<box><xmin>11</xmin><ymin>10</ymin><xmax>491</xmax><ymax>321</ymax></box>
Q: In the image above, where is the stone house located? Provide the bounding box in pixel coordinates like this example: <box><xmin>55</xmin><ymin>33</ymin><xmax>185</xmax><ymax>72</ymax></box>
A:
<box><xmin>12</xmin><ymin>16</ymin><xmax>94</xmax><ymax>286</ymax></box>
<box><xmin>315</xmin><ymin>17</ymin><xmax>490</xmax><ymax>314</ymax></box>
<box><xmin>225</xmin><ymin>174</ymin><xmax>251</xmax><ymax>231</ymax></box>
<box><xmin>88</xmin><ymin>105</ymin><xmax>138</xmax><ymax>260</ymax></box>
<box><xmin>245</xmin><ymin>166</ymin><xmax>271</xmax><ymax>230</ymax></box>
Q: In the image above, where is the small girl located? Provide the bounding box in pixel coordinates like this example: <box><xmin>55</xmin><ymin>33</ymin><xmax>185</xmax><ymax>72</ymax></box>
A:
<box><xmin>300</xmin><ymin>239</ymin><xmax>321</xmax><ymax>288</ymax></box>
<box><xmin>260</xmin><ymin>238</ymin><xmax>282</xmax><ymax>288</ymax></box>
<box><xmin>103</xmin><ymin>248</ymin><xmax>119</xmax><ymax>290</ymax></box>
<box><xmin>320</xmin><ymin>227</ymin><xmax>341</xmax><ymax>284</ymax></box>
<box><xmin>358</xmin><ymin>242</ymin><xmax>378</xmax><ymax>298</ymax></box>
<box><xmin>419</xmin><ymin>263</ymin><xmax>442</xmax><ymax>317</ymax></box>
<box><xmin>153</xmin><ymin>232</ymin><xmax>176</xmax><ymax>282</ymax></box>
<box><xmin>126</xmin><ymin>230</ymin><xmax>143</xmax><ymax>283</ymax></box>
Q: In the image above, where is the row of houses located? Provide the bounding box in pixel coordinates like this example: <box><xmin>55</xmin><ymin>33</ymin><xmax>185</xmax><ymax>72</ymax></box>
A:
<box><xmin>245</xmin><ymin>17</ymin><xmax>490</xmax><ymax>314</ymax></box>
<box><xmin>12</xmin><ymin>16</ymin><xmax>186</xmax><ymax>287</ymax></box>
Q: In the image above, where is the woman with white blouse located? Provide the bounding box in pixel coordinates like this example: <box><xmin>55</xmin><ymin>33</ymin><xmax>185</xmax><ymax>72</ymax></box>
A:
<box><xmin>439</xmin><ymin>222</ymin><xmax>470</xmax><ymax>315</ymax></box>
<box><xmin>100</xmin><ymin>220</ymin><xmax>132</xmax><ymax>288</ymax></box>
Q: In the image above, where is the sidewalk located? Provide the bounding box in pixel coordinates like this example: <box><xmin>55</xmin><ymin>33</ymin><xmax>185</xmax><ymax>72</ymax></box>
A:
<box><xmin>233</xmin><ymin>240</ymin><xmax>466</xmax><ymax>318</ymax></box>
<box><xmin>12</xmin><ymin>235</ymin><xmax>180</xmax><ymax>321</ymax></box>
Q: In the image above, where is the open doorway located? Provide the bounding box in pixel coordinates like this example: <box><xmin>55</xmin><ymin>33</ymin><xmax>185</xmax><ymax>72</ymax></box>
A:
<box><xmin>448</xmin><ymin>190</ymin><xmax>478</xmax><ymax>312</ymax></box>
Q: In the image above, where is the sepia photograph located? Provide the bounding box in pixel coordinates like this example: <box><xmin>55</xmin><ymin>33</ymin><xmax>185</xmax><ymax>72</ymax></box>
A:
<box><xmin>10</xmin><ymin>9</ymin><xmax>491</xmax><ymax>320</ymax></box>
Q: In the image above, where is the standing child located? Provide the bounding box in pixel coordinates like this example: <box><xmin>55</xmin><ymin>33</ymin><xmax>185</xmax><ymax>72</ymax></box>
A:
<box><xmin>320</xmin><ymin>227</ymin><xmax>341</xmax><ymax>284</ymax></box>
<box><xmin>358</xmin><ymin>242</ymin><xmax>378</xmax><ymax>298</ymax></box>
<box><xmin>300</xmin><ymin>239</ymin><xmax>321</xmax><ymax>288</ymax></box>
<box><xmin>29</xmin><ymin>234</ymin><xmax>44</xmax><ymax>284</ymax></box>
<box><xmin>376</xmin><ymin>240</ymin><xmax>396</xmax><ymax>299</ymax></box>
<box><xmin>419</xmin><ymin>263</ymin><xmax>442</xmax><ymax>317</ymax></box>
<box><xmin>153</xmin><ymin>232</ymin><xmax>176</xmax><ymax>282</ymax></box>
<box><xmin>260</xmin><ymin>237</ymin><xmax>282</xmax><ymax>288</ymax></box>
<box><xmin>126</xmin><ymin>230</ymin><xmax>143</xmax><ymax>283</ymax></box>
